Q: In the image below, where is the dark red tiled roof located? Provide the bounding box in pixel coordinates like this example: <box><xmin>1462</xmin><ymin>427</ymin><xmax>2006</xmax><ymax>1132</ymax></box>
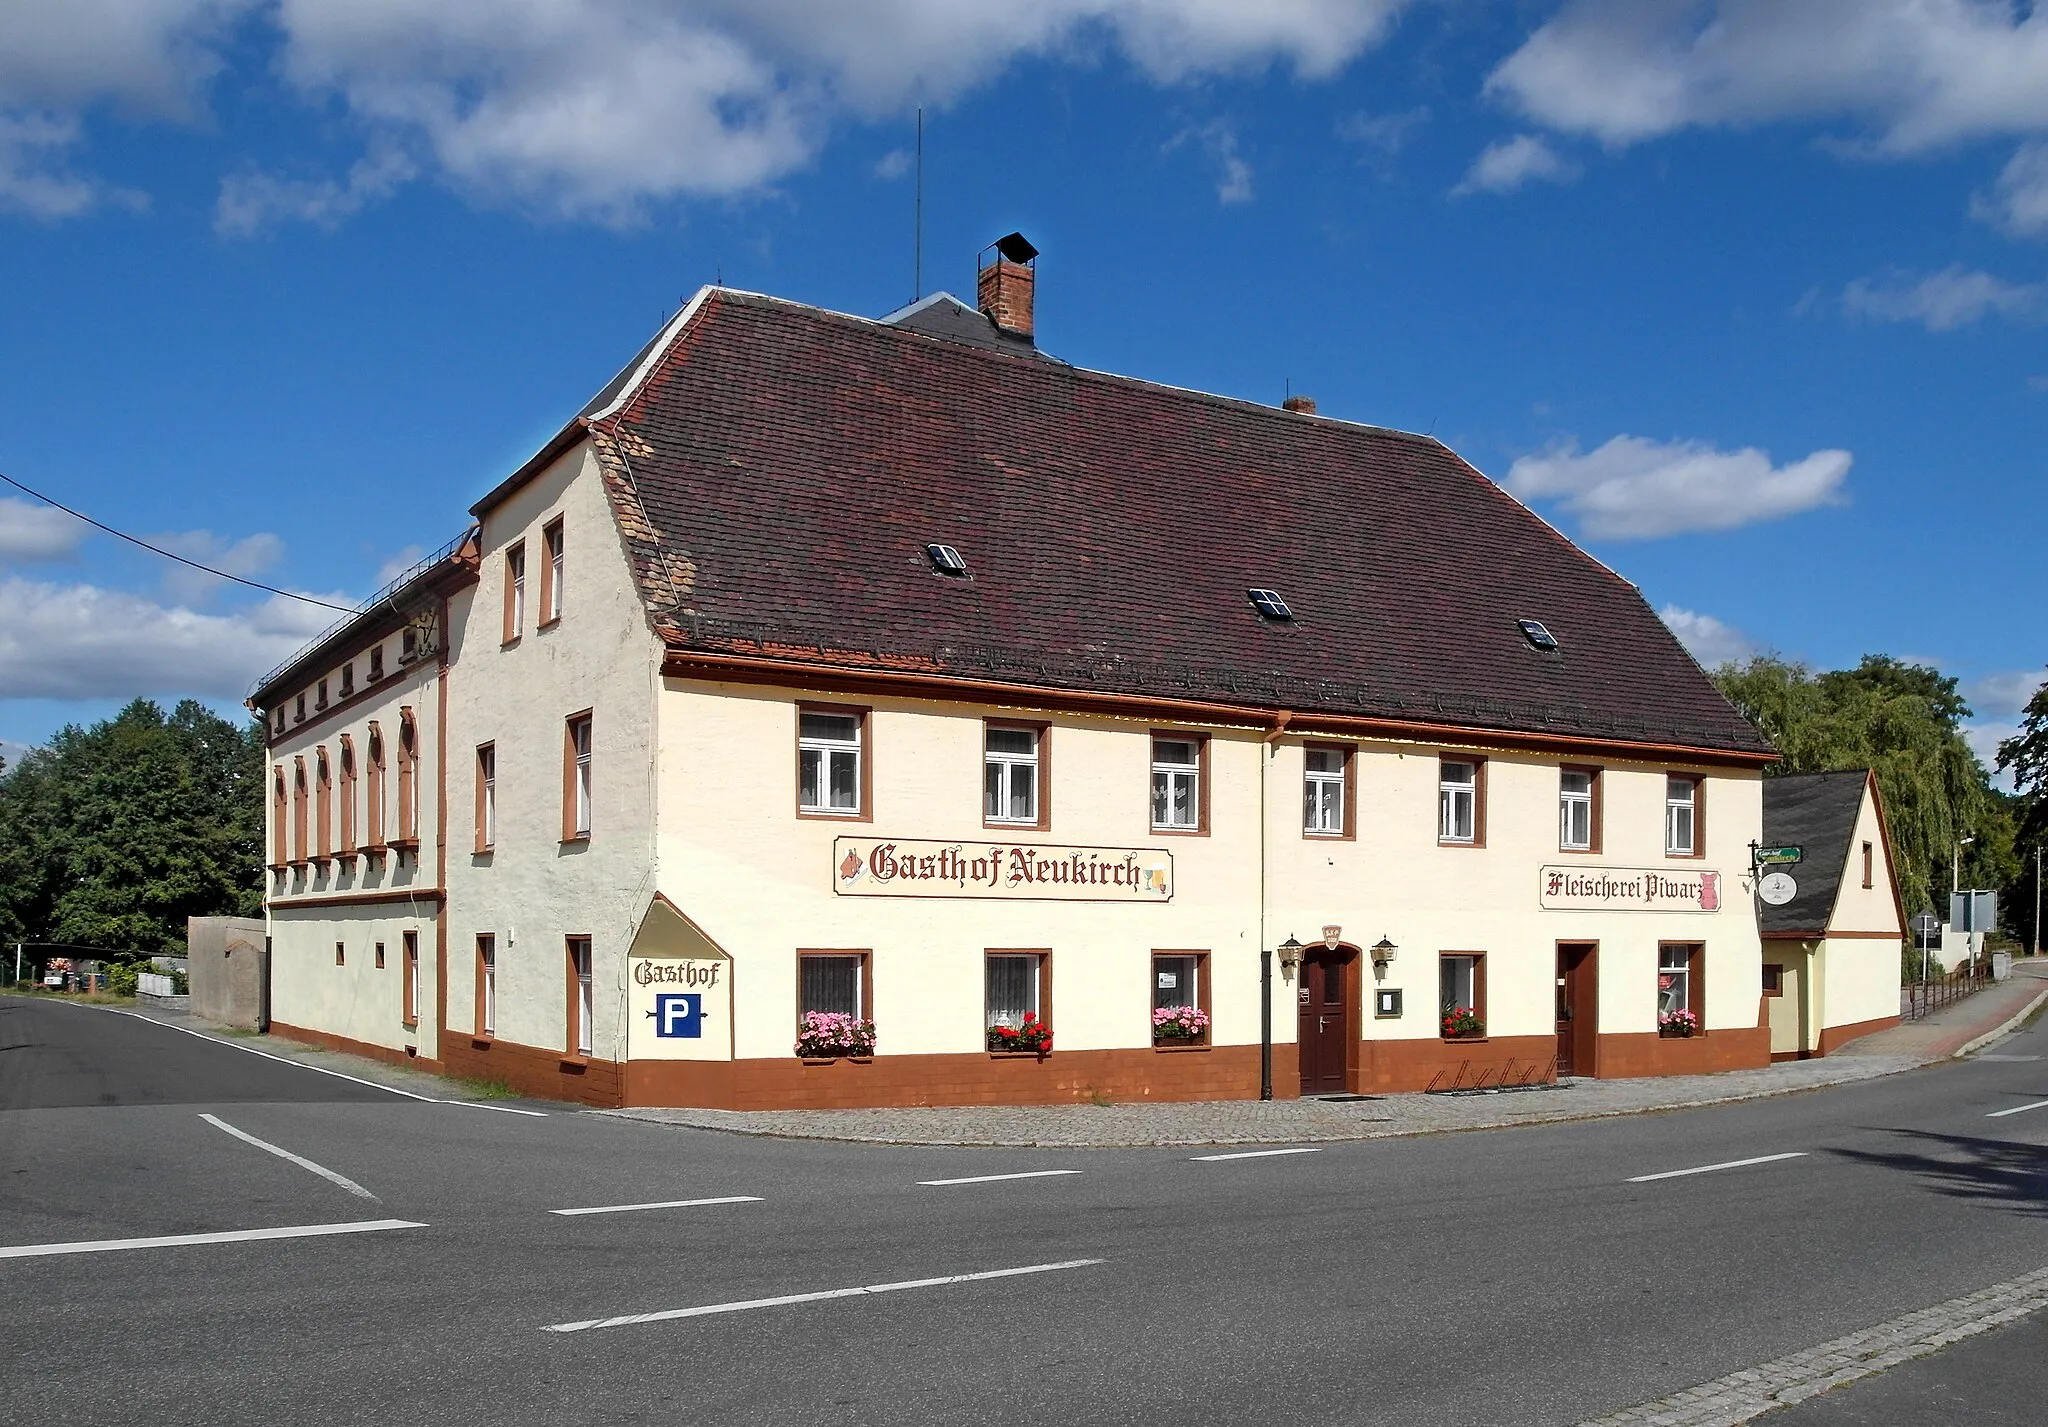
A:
<box><xmin>592</xmin><ymin>290</ymin><xmax>1769</xmax><ymax>757</ymax></box>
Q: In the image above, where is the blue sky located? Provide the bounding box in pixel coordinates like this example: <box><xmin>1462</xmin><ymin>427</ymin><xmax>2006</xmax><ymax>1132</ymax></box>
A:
<box><xmin>1</xmin><ymin>1</ymin><xmax>2044</xmax><ymax>775</ymax></box>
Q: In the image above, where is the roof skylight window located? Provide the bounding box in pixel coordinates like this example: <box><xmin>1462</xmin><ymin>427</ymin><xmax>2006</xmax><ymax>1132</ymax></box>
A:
<box><xmin>1517</xmin><ymin>618</ymin><xmax>1559</xmax><ymax>651</ymax></box>
<box><xmin>926</xmin><ymin>543</ymin><xmax>968</xmax><ymax>577</ymax></box>
<box><xmin>1248</xmin><ymin>588</ymin><xmax>1293</xmax><ymax>621</ymax></box>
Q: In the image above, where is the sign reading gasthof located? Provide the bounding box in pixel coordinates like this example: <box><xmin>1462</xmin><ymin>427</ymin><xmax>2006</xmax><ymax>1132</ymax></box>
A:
<box><xmin>1540</xmin><ymin>866</ymin><xmax>1723</xmax><ymax>912</ymax></box>
<box><xmin>834</xmin><ymin>837</ymin><xmax>1173</xmax><ymax>902</ymax></box>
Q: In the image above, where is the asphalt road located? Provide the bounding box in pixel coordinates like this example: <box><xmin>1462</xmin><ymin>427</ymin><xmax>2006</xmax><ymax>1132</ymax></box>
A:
<box><xmin>5</xmin><ymin>992</ymin><xmax>2048</xmax><ymax>1427</ymax></box>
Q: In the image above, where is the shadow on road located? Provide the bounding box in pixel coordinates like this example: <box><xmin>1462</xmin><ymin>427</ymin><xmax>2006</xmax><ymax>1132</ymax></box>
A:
<box><xmin>1831</xmin><ymin>1129</ymin><xmax>2048</xmax><ymax>1218</ymax></box>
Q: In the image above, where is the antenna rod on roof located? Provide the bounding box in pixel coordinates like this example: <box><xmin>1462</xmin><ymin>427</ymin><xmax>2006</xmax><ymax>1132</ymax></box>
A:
<box><xmin>913</xmin><ymin>106</ymin><xmax>924</xmax><ymax>303</ymax></box>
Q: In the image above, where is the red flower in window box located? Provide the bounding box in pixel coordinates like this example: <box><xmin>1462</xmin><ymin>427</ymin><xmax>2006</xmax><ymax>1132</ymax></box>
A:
<box><xmin>1440</xmin><ymin>1005</ymin><xmax>1484</xmax><ymax>1039</ymax></box>
<box><xmin>987</xmin><ymin>1011</ymin><xmax>1053</xmax><ymax>1055</ymax></box>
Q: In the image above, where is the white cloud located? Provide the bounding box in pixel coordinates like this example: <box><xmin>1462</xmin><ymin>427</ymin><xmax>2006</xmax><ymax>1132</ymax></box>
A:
<box><xmin>215</xmin><ymin>147</ymin><xmax>416</xmax><ymax>236</ymax></box>
<box><xmin>1487</xmin><ymin>0</ymin><xmax>2048</xmax><ymax>153</ymax></box>
<box><xmin>0</xmin><ymin>576</ymin><xmax>340</xmax><ymax>701</ymax></box>
<box><xmin>1168</xmin><ymin>119</ymin><xmax>1253</xmax><ymax>203</ymax></box>
<box><xmin>1336</xmin><ymin>105</ymin><xmax>1428</xmax><ymax>174</ymax></box>
<box><xmin>1659</xmin><ymin>605</ymin><xmax>1760</xmax><ymax>669</ymax></box>
<box><xmin>1504</xmin><ymin>434</ymin><xmax>1852</xmax><ymax>540</ymax></box>
<box><xmin>871</xmin><ymin>148</ymin><xmax>912</xmax><ymax>180</ymax></box>
<box><xmin>2029</xmin><ymin>374</ymin><xmax>2048</xmax><ymax>392</ymax></box>
<box><xmin>1975</xmin><ymin>138</ymin><xmax>2048</xmax><ymax>237</ymax></box>
<box><xmin>1965</xmin><ymin>668</ymin><xmax>2047</xmax><ymax>721</ymax></box>
<box><xmin>0</xmin><ymin>113</ymin><xmax>145</xmax><ymax>220</ymax></box>
<box><xmin>1839</xmin><ymin>265</ymin><xmax>2046</xmax><ymax>331</ymax></box>
<box><xmin>0</xmin><ymin>497</ymin><xmax>87</xmax><ymax>563</ymax></box>
<box><xmin>0</xmin><ymin>1</ymin><xmax>253</xmax><ymax>116</ymax></box>
<box><xmin>261</xmin><ymin>0</ymin><xmax>1399</xmax><ymax>219</ymax></box>
<box><xmin>1452</xmin><ymin>133</ymin><xmax>1577</xmax><ymax>195</ymax></box>
<box><xmin>0</xmin><ymin>736</ymin><xmax>37</xmax><ymax>771</ymax></box>
<box><xmin>145</xmin><ymin>528</ymin><xmax>287</xmax><ymax>605</ymax></box>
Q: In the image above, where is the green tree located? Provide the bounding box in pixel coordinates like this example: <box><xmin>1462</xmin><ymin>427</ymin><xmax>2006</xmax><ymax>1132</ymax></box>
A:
<box><xmin>1714</xmin><ymin>654</ymin><xmax>2016</xmax><ymax>927</ymax></box>
<box><xmin>0</xmin><ymin>699</ymin><xmax>265</xmax><ymax>958</ymax></box>
<box><xmin>1998</xmin><ymin>678</ymin><xmax>2048</xmax><ymax>953</ymax></box>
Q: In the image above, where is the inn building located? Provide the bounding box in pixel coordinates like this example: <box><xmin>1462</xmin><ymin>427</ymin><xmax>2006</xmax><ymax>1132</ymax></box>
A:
<box><xmin>250</xmin><ymin>241</ymin><xmax>1902</xmax><ymax>1108</ymax></box>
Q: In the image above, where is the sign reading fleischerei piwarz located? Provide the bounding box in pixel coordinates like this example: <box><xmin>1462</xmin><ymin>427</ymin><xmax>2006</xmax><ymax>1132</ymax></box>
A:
<box><xmin>1540</xmin><ymin>866</ymin><xmax>1723</xmax><ymax>912</ymax></box>
<box><xmin>835</xmin><ymin>837</ymin><xmax>1173</xmax><ymax>901</ymax></box>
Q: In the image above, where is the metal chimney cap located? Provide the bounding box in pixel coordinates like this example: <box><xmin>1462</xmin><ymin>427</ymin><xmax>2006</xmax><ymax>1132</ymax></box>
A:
<box><xmin>993</xmin><ymin>232</ymin><xmax>1038</xmax><ymax>264</ymax></box>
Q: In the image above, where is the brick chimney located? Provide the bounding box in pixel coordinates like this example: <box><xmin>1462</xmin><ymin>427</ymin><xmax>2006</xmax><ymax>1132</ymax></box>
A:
<box><xmin>976</xmin><ymin>232</ymin><xmax>1039</xmax><ymax>342</ymax></box>
<box><xmin>1282</xmin><ymin>395</ymin><xmax>1317</xmax><ymax>415</ymax></box>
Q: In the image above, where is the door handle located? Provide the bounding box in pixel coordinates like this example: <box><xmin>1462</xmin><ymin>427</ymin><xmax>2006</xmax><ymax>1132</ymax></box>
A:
<box><xmin>1319</xmin><ymin>1016</ymin><xmax>1327</xmax><ymax>1031</ymax></box>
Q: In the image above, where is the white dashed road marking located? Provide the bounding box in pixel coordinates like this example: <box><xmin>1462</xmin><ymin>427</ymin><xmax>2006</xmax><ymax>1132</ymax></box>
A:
<box><xmin>917</xmin><ymin>1170</ymin><xmax>1083</xmax><ymax>1186</ymax></box>
<box><xmin>0</xmin><ymin>1220</ymin><xmax>424</xmax><ymax>1260</ymax></box>
<box><xmin>200</xmin><ymin>1113</ymin><xmax>378</xmax><ymax>1199</ymax></box>
<box><xmin>544</xmin><ymin>1259</ymin><xmax>1106</xmax><ymax>1333</ymax></box>
<box><xmin>1985</xmin><ymin>1098</ymin><xmax>2048</xmax><ymax>1118</ymax></box>
<box><xmin>1626</xmin><ymin>1152</ymin><xmax>1806</xmax><ymax>1183</ymax></box>
<box><xmin>1189</xmin><ymin>1147</ymin><xmax>1323</xmax><ymax>1162</ymax></box>
<box><xmin>550</xmin><ymin>1196</ymin><xmax>763</xmax><ymax>1216</ymax></box>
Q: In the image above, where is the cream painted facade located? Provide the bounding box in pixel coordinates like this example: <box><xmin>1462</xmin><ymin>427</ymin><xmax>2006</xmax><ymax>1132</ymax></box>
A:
<box><xmin>1763</xmin><ymin>778</ymin><xmax>1905</xmax><ymax>1059</ymax></box>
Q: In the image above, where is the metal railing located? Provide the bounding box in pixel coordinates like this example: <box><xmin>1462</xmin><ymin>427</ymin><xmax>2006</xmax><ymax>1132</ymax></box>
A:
<box><xmin>1902</xmin><ymin>961</ymin><xmax>1995</xmax><ymax>1021</ymax></box>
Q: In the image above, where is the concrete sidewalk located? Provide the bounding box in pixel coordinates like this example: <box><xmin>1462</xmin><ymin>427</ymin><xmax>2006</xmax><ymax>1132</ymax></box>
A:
<box><xmin>601</xmin><ymin>961</ymin><xmax>2048</xmax><ymax>1148</ymax></box>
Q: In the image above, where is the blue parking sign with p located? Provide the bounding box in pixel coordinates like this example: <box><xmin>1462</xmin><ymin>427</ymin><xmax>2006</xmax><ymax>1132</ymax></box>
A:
<box><xmin>654</xmin><ymin>993</ymin><xmax>703</xmax><ymax>1039</ymax></box>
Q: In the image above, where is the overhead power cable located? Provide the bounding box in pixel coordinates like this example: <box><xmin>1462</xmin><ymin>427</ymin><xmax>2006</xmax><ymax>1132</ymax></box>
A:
<box><xmin>0</xmin><ymin>469</ymin><xmax>358</xmax><ymax>614</ymax></box>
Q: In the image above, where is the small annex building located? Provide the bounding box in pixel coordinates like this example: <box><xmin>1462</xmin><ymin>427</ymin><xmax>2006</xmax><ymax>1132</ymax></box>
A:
<box><xmin>1758</xmin><ymin>771</ymin><xmax>1907</xmax><ymax>1058</ymax></box>
<box><xmin>248</xmin><ymin>240</ymin><xmax>1905</xmax><ymax>1110</ymax></box>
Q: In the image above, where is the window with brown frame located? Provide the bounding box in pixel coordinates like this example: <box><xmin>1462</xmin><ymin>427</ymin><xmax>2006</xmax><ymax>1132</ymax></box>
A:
<box><xmin>1762</xmin><ymin>963</ymin><xmax>1783</xmax><ymax>997</ymax></box>
<box><xmin>797</xmin><ymin>705</ymin><xmax>868</xmax><ymax>818</ymax></box>
<box><xmin>1439</xmin><ymin>952</ymin><xmax>1487</xmax><ymax>1036</ymax></box>
<box><xmin>291</xmin><ymin>757</ymin><xmax>309</xmax><ymax>865</ymax></box>
<box><xmin>375</xmin><ymin>941</ymin><xmax>386</xmax><ymax>969</ymax></box>
<box><xmin>1862</xmin><ymin>840</ymin><xmax>1874</xmax><ymax>889</ymax></box>
<box><xmin>1559</xmin><ymin>765</ymin><xmax>1601</xmax><ymax>852</ymax></box>
<box><xmin>338</xmin><ymin>735</ymin><xmax>357</xmax><ymax>855</ymax></box>
<box><xmin>1302</xmin><ymin>742</ymin><xmax>1354</xmax><ymax>838</ymax></box>
<box><xmin>985</xmin><ymin>950</ymin><xmax>1050</xmax><ymax>1035</ymax></box>
<box><xmin>503</xmin><ymin>540</ymin><xmax>526</xmax><ymax>644</ymax></box>
<box><xmin>334</xmin><ymin>940</ymin><xmax>345</xmax><ymax>966</ymax></box>
<box><xmin>396</xmin><ymin>707</ymin><xmax>419</xmax><ymax>844</ymax></box>
<box><xmin>1665</xmin><ymin>774</ymin><xmax>1704</xmax><ymax>857</ymax></box>
<box><xmin>567</xmin><ymin>936</ymin><xmax>594</xmax><ymax>1057</ymax></box>
<box><xmin>271</xmin><ymin>765</ymin><xmax>288</xmax><ymax>867</ymax></box>
<box><xmin>475</xmin><ymin>935</ymin><xmax>496</xmax><ymax>1036</ymax></box>
<box><xmin>314</xmin><ymin>747</ymin><xmax>332</xmax><ymax>862</ymax></box>
<box><xmin>316</xmin><ymin>678</ymin><xmax>328</xmax><ymax>711</ymax></box>
<box><xmin>540</xmin><ymin>518</ymin><xmax>564</xmax><ymax>626</ymax></box>
<box><xmin>403</xmin><ymin>930</ymin><xmax>420</xmax><ymax>1028</ymax></box>
<box><xmin>369</xmin><ymin>644</ymin><xmax>385</xmax><ymax>681</ymax></box>
<box><xmin>563</xmin><ymin>711</ymin><xmax>593</xmax><ymax>840</ymax></box>
<box><xmin>1659</xmin><ymin>942</ymin><xmax>1705</xmax><ymax>1019</ymax></box>
<box><xmin>983</xmin><ymin>722</ymin><xmax>1046</xmax><ymax>829</ymax></box>
<box><xmin>475</xmin><ymin>742</ymin><xmax>496</xmax><ymax>853</ymax></box>
<box><xmin>294</xmin><ymin>693</ymin><xmax>305</xmax><ymax>724</ymax></box>
<box><xmin>1151</xmin><ymin>950</ymin><xmax>1210</xmax><ymax>1045</ymax></box>
<box><xmin>340</xmin><ymin>662</ymin><xmax>354</xmax><ymax>698</ymax></box>
<box><xmin>1150</xmin><ymin>733</ymin><xmax>1208</xmax><ymax>834</ymax></box>
<box><xmin>365</xmin><ymin>722</ymin><xmax>386</xmax><ymax>848</ymax></box>
<box><xmin>1438</xmin><ymin>756</ymin><xmax>1486</xmax><ymax>846</ymax></box>
<box><xmin>798</xmin><ymin>950</ymin><xmax>871</xmax><ymax>1021</ymax></box>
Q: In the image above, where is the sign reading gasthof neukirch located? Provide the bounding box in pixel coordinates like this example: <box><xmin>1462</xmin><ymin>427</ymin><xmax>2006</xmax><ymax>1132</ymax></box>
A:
<box><xmin>1539</xmin><ymin>867</ymin><xmax>1723</xmax><ymax>912</ymax></box>
<box><xmin>834</xmin><ymin>837</ymin><xmax>1173</xmax><ymax>902</ymax></box>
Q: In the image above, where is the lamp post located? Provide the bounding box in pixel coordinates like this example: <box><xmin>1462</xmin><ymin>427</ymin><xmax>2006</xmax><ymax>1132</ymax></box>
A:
<box><xmin>1263</xmin><ymin>935</ymin><xmax>1302</xmax><ymax>1102</ymax></box>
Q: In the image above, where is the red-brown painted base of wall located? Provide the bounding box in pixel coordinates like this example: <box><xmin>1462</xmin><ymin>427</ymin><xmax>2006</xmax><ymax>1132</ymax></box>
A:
<box><xmin>1593</xmin><ymin>1028</ymin><xmax>1771</xmax><ymax>1078</ymax></box>
<box><xmin>626</xmin><ymin>1043</ymin><xmax>1299</xmax><ymax>1110</ymax></box>
<box><xmin>1818</xmin><ymin>1015</ymin><xmax>1900</xmax><ymax>1056</ymax></box>
<box><xmin>440</xmin><ymin>1031</ymin><xmax>625</xmax><ymax>1108</ymax></box>
<box><xmin>1359</xmin><ymin>1036</ymin><xmax>1559</xmax><ymax>1094</ymax></box>
<box><xmin>269</xmin><ymin>1020</ymin><xmax>443</xmax><ymax>1075</ymax></box>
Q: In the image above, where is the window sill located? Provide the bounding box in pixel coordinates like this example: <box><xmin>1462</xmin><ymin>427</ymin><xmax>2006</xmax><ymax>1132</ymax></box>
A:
<box><xmin>538</xmin><ymin>617</ymin><xmax>561</xmax><ymax>632</ymax></box>
<box><xmin>1437</xmin><ymin>840</ymin><xmax>1485</xmax><ymax>850</ymax></box>
<box><xmin>1558</xmin><ymin>846</ymin><xmax>1601</xmax><ymax>856</ymax></box>
<box><xmin>400</xmin><ymin>1019</ymin><xmax>418</xmax><ymax>1032</ymax></box>
<box><xmin>1153</xmin><ymin>1040</ymin><xmax>1211</xmax><ymax>1053</ymax></box>
<box><xmin>1149</xmin><ymin>826</ymin><xmax>1208</xmax><ymax>838</ymax></box>
<box><xmin>471</xmin><ymin>1034</ymin><xmax>493</xmax><ymax>1048</ymax></box>
<box><xmin>560</xmin><ymin>1056</ymin><xmax>590</xmax><ymax>1072</ymax></box>
<box><xmin>500</xmin><ymin>636</ymin><xmax>520</xmax><ymax>650</ymax></box>
<box><xmin>1303</xmin><ymin>830</ymin><xmax>1351</xmax><ymax>841</ymax></box>
<box><xmin>797</xmin><ymin>1055</ymin><xmax>875</xmax><ymax>1065</ymax></box>
<box><xmin>560</xmin><ymin>834</ymin><xmax>590</xmax><ymax>846</ymax></box>
<box><xmin>987</xmin><ymin>1049</ymin><xmax>1050</xmax><ymax>1060</ymax></box>
<box><xmin>796</xmin><ymin>810</ymin><xmax>869</xmax><ymax>822</ymax></box>
<box><xmin>1440</xmin><ymin>1035</ymin><xmax>1489</xmax><ymax>1044</ymax></box>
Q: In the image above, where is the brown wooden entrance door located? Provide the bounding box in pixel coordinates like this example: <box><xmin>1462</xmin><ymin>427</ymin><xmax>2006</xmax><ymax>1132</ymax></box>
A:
<box><xmin>1298</xmin><ymin>952</ymin><xmax>1352</xmax><ymax>1096</ymax></box>
<box><xmin>1556</xmin><ymin>942</ymin><xmax>1597</xmax><ymax>1077</ymax></box>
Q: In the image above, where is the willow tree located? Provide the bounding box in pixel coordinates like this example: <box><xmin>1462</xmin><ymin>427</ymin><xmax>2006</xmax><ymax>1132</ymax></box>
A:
<box><xmin>1714</xmin><ymin>655</ymin><xmax>2014</xmax><ymax>923</ymax></box>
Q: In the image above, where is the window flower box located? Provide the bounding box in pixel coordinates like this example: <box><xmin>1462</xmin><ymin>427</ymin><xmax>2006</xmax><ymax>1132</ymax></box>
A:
<box><xmin>794</xmin><ymin>1011</ymin><xmax>876</xmax><ymax>1060</ymax></box>
<box><xmin>1658</xmin><ymin>1009</ymin><xmax>1699</xmax><ymax>1038</ymax></box>
<box><xmin>986</xmin><ymin>1013</ymin><xmax>1052</xmax><ymax>1057</ymax></box>
<box><xmin>1440</xmin><ymin>1005</ymin><xmax>1484</xmax><ymax>1040</ymax></box>
<box><xmin>1152</xmin><ymin>1004</ymin><xmax>1210</xmax><ymax>1045</ymax></box>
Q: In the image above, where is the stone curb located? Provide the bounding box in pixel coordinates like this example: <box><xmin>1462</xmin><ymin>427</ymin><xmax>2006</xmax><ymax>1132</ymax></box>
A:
<box><xmin>1576</xmin><ymin>1264</ymin><xmax>2048</xmax><ymax>1425</ymax></box>
<box><xmin>1950</xmin><ymin>986</ymin><xmax>2048</xmax><ymax>1060</ymax></box>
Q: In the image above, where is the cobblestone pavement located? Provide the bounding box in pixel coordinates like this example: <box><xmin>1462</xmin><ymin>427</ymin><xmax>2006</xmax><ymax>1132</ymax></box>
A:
<box><xmin>598</xmin><ymin>1052</ymin><xmax>1934</xmax><ymax>1147</ymax></box>
<box><xmin>1576</xmin><ymin>1264</ymin><xmax>2048</xmax><ymax>1426</ymax></box>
